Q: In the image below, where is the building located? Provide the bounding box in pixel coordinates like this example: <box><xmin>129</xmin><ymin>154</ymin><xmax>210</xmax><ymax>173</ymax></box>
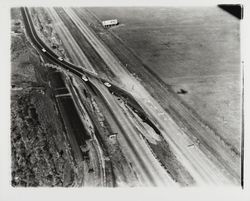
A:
<box><xmin>102</xmin><ymin>19</ymin><xmax>119</xmax><ymax>28</ymax></box>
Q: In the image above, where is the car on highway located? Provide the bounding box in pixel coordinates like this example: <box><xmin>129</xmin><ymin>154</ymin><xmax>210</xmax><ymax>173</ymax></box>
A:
<box><xmin>58</xmin><ymin>57</ymin><xmax>63</xmax><ymax>61</ymax></box>
<box><xmin>82</xmin><ymin>75</ymin><xmax>88</xmax><ymax>82</ymax></box>
<box><xmin>104</xmin><ymin>82</ymin><xmax>111</xmax><ymax>87</ymax></box>
<box><xmin>41</xmin><ymin>48</ymin><xmax>46</xmax><ymax>52</ymax></box>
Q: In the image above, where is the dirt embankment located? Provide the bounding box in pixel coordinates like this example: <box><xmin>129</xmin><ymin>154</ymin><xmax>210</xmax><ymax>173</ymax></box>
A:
<box><xmin>11</xmin><ymin>8</ymin><xmax>77</xmax><ymax>187</ymax></box>
<box><xmin>112</xmin><ymin>94</ymin><xmax>195</xmax><ymax>186</ymax></box>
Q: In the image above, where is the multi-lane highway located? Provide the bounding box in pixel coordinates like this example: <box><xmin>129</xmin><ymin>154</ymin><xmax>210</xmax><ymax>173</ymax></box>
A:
<box><xmin>21</xmin><ymin>7</ymin><xmax>178</xmax><ymax>186</ymax></box>
<box><xmin>21</xmin><ymin>7</ymin><xmax>240</xmax><ymax>186</ymax></box>
<box><xmin>46</xmin><ymin>7</ymin><xmax>96</xmax><ymax>72</ymax></box>
<box><xmin>21</xmin><ymin>7</ymin><xmax>100</xmax><ymax>79</ymax></box>
<box><xmin>62</xmin><ymin>7</ymin><xmax>239</xmax><ymax>185</ymax></box>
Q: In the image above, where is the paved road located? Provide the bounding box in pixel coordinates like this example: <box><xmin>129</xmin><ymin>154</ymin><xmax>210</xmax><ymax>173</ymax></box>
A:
<box><xmin>22</xmin><ymin>7</ymin><xmax>176</xmax><ymax>186</ymax></box>
<box><xmin>46</xmin><ymin>8</ymin><xmax>96</xmax><ymax>73</ymax></box>
<box><xmin>22</xmin><ymin>6</ymin><xmax>239</xmax><ymax>186</ymax></box>
<box><xmin>21</xmin><ymin>8</ymin><xmax>98</xmax><ymax>78</ymax></box>
<box><xmin>76</xmin><ymin>7</ymin><xmax>241</xmax><ymax>183</ymax></box>
<box><xmin>64</xmin><ymin>7</ymin><xmax>239</xmax><ymax>185</ymax></box>
<box><xmin>88</xmin><ymin>78</ymin><xmax>176</xmax><ymax>186</ymax></box>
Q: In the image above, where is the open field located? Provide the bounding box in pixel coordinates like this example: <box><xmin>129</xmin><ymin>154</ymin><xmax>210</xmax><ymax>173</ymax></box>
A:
<box><xmin>89</xmin><ymin>7</ymin><xmax>242</xmax><ymax>150</ymax></box>
<box><xmin>168</xmin><ymin>74</ymin><xmax>241</xmax><ymax>148</ymax></box>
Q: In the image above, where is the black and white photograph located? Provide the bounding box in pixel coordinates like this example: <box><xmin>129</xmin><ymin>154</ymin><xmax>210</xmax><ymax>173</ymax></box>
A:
<box><xmin>0</xmin><ymin>0</ymin><xmax>249</xmax><ymax>200</ymax></box>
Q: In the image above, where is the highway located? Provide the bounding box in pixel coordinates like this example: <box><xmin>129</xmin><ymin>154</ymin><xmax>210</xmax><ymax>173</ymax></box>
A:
<box><xmin>45</xmin><ymin>8</ymin><xmax>96</xmax><ymax>73</ymax></box>
<box><xmin>21</xmin><ymin>7</ymin><xmax>239</xmax><ymax>186</ymax></box>
<box><xmin>74</xmin><ymin>7</ymin><xmax>241</xmax><ymax>182</ymax></box>
<box><xmin>62</xmin><ymin>7</ymin><xmax>239</xmax><ymax>185</ymax></box>
<box><xmin>21</xmin><ymin>8</ymin><xmax>99</xmax><ymax>79</ymax></box>
<box><xmin>22</xmin><ymin>7</ymin><xmax>177</xmax><ymax>186</ymax></box>
<box><xmin>89</xmin><ymin>78</ymin><xmax>176</xmax><ymax>186</ymax></box>
<box><xmin>21</xmin><ymin>7</ymin><xmax>130</xmax><ymax>95</ymax></box>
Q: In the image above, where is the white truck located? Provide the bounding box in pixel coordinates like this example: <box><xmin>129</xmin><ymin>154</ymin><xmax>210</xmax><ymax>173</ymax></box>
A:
<box><xmin>102</xmin><ymin>19</ymin><xmax>119</xmax><ymax>28</ymax></box>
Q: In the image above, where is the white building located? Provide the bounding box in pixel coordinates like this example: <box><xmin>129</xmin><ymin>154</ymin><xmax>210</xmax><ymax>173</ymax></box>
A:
<box><xmin>102</xmin><ymin>19</ymin><xmax>119</xmax><ymax>28</ymax></box>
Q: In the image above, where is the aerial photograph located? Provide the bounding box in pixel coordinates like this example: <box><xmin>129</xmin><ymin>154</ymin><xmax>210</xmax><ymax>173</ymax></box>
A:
<box><xmin>10</xmin><ymin>6</ymin><xmax>242</xmax><ymax>187</ymax></box>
